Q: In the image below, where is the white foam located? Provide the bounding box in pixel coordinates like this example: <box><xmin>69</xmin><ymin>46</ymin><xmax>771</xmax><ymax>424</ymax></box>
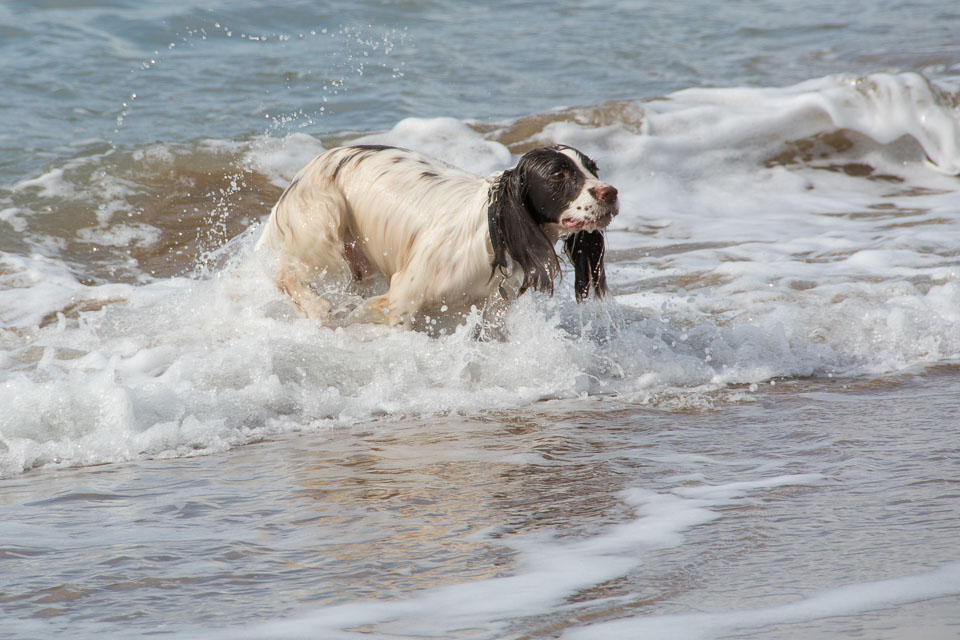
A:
<box><xmin>0</xmin><ymin>252</ymin><xmax>97</xmax><ymax>329</ymax></box>
<box><xmin>0</xmin><ymin>206</ymin><xmax>27</xmax><ymax>232</ymax></box>
<box><xmin>76</xmin><ymin>222</ymin><xmax>161</xmax><ymax>248</ymax></box>
<box><xmin>351</xmin><ymin>116</ymin><xmax>514</xmax><ymax>176</ymax></box>
<box><xmin>11</xmin><ymin>167</ymin><xmax>76</xmax><ymax>199</ymax></box>
<box><xmin>0</xmin><ymin>242</ymin><xmax>599</xmax><ymax>476</ymax></box>
<box><xmin>243</xmin><ymin>133</ymin><xmax>328</xmax><ymax>186</ymax></box>
<box><xmin>563</xmin><ymin>563</ymin><xmax>960</xmax><ymax>640</ymax></box>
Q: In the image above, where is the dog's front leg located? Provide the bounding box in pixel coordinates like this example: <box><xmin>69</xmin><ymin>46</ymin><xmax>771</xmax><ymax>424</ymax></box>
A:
<box><xmin>350</xmin><ymin>270</ymin><xmax>423</xmax><ymax>329</ymax></box>
<box><xmin>354</xmin><ymin>296</ymin><xmax>419</xmax><ymax>329</ymax></box>
<box><xmin>351</xmin><ymin>294</ymin><xmax>394</xmax><ymax>326</ymax></box>
<box><xmin>277</xmin><ymin>263</ymin><xmax>333</xmax><ymax>321</ymax></box>
<box><xmin>350</xmin><ymin>295</ymin><xmax>415</xmax><ymax>329</ymax></box>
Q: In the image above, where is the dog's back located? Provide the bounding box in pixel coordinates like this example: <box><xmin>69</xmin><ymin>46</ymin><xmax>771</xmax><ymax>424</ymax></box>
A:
<box><xmin>259</xmin><ymin>146</ymin><xmax>486</xmax><ymax>272</ymax></box>
<box><xmin>256</xmin><ymin>146</ymin><xmax>500</xmax><ymax>325</ymax></box>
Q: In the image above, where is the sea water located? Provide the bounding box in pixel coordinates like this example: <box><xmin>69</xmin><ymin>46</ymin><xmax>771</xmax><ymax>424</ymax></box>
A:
<box><xmin>2</xmin><ymin>1</ymin><xmax>960</xmax><ymax>638</ymax></box>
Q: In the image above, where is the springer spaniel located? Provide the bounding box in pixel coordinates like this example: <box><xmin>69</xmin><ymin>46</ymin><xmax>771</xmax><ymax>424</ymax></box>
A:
<box><xmin>256</xmin><ymin>144</ymin><xmax>618</xmax><ymax>328</ymax></box>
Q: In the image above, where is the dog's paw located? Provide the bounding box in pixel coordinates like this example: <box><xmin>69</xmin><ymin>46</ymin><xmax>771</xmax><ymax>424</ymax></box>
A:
<box><xmin>297</xmin><ymin>296</ymin><xmax>334</xmax><ymax>322</ymax></box>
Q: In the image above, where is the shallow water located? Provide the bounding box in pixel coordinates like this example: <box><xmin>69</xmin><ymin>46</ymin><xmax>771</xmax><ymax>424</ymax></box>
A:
<box><xmin>3</xmin><ymin>0</ymin><xmax>960</xmax><ymax>638</ymax></box>
<box><xmin>4</xmin><ymin>373</ymin><xmax>960</xmax><ymax>638</ymax></box>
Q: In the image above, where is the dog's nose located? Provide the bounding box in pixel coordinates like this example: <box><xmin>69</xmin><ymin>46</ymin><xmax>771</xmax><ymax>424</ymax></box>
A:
<box><xmin>589</xmin><ymin>184</ymin><xmax>618</xmax><ymax>204</ymax></box>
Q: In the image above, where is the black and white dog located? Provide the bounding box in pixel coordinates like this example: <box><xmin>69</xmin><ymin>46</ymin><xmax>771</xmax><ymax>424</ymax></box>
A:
<box><xmin>256</xmin><ymin>144</ymin><xmax>618</xmax><ymax>328</ymax></box>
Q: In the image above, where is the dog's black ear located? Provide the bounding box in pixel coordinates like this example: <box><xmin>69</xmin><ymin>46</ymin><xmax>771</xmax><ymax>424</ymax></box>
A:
<box><xmin>488</xmin><ymin>168</ymin><xmax>561</xmax><ymax>296</ymax></box>
<box><xmin>564</xmin><ymin>230</ymin><xmax>608</xmax><ymax>302</ymax></box>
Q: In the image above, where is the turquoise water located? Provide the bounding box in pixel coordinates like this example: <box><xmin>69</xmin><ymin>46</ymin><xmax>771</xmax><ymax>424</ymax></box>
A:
<box><xmin>2</xmin><ymin>1</ymin><xmax>960</xmax><ymax>638</ymax></box>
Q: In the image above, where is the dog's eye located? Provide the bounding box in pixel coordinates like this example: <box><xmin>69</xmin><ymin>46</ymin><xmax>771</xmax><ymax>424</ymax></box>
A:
<box><xmin>550</xmin><ymin>170</ymin><xmax>567</xmax><ymax>182</ymax></box>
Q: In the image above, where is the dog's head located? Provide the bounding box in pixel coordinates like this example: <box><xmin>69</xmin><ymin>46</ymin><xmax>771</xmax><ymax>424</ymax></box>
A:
<box><xmin>489</xmin><ymin>145</ymin><xmax>618</xmax><ymax>301</ymax></box>
<box><xmin>516</xmin><ymin>145</ymin><xmax>619</xmax><ymax>232</ymax></box>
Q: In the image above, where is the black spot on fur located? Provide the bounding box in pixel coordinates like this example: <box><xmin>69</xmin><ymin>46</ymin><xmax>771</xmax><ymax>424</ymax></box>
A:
<box><xmin>333</xmin><ymin>152</ymin><xmax>359</xmax><ymax>179</ymax></box>
<box><xmin>276</xmin><ymin>176</ymin><xmax>300</xmax><ymax>207</ymax></box>
<box><xmin>333</xmin><ymin>145</ymin><xmax>399</xmax><ymax>179</ymax></box>
<box><xmin>350</xmin><ymin>144</ymin><xmax>396</xmax><ymax>152</ymax></box>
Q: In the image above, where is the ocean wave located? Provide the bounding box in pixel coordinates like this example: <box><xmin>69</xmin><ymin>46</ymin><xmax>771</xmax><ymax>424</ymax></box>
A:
<box><xmin>2</xmin><ymin>72</ymin><xmax>960</xmax><ymax>476</ymax></box>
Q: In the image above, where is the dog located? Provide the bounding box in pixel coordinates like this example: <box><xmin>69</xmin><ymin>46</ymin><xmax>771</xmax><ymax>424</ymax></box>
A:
<box><xmin>255</xmin><ymin>144</ymin><xmax>618</xmax><ymax>328</ymax></box>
